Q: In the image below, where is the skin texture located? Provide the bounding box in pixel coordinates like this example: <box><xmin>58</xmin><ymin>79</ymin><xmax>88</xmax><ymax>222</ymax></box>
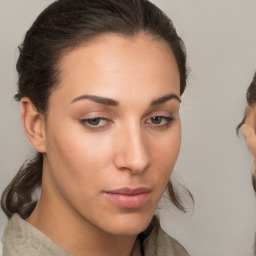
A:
<box><xmin>243</xmin><ymin>106</ymin><xmax>256</xmax><ymax>167</ymax></box>
<box><xmin>22</xmin><ymin>33</ymin><xmax>181</xmax><ymax>256</ymax></box>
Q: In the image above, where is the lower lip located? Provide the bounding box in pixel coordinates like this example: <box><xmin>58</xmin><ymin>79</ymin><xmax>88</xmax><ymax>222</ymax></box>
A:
<box><xmin>104</xmin><ymin>192</ymin><xmax>150</xmax><ymax>209</ymax></box>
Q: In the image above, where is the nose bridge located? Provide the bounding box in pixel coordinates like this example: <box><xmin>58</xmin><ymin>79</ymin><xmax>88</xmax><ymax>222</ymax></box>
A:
<box><xmin>114</xmin><ymin>121</ymin><xmax>150</xmax><ymax>173</ymax></box>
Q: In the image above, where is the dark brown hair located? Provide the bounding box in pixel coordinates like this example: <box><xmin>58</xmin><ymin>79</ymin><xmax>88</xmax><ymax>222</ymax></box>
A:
<box><xmin>237</xmin><ymin>72</ymin><xmax>256</xmax><ymax>192</ymax></box>
<box><xmin>1</xmin><ymin>0</ymin><xmax>190</xmax><ymax>219</ymax></box>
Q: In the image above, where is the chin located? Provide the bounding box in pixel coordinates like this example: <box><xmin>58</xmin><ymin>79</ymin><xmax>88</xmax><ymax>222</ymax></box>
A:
<box><xmin>103</xmin><ymin>211</ymin><xmax>154</xmax><ymax>236</ymax></box>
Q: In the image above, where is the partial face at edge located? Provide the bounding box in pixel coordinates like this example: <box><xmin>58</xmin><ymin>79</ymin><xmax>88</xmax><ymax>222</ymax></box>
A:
<box><xmin>41</xmin><ymin>34</ymin><xmax>181</xmax><ymax>235</ymax></box>
<box><xmin>243</xmin><ymin>106</ymin><xmax>256</xmax><ymax>167</ymax></box>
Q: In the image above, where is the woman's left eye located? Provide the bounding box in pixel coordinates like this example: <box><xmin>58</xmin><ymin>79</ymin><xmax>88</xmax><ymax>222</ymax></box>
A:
<box><xmin>146</xmin><ymin>116</ymin><xmax>174</xmax><ymax>129</ymax></box>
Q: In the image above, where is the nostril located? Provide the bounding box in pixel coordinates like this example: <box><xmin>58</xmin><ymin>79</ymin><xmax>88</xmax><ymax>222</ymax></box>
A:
<box><xmin>121</xmin><ymin>148</ymin><xmax>150</xmax><ymax>174</ymax></box>
<box><xmin>114</xmin><ymin>143</ymin><xmax>150</xmax><ymax>174</ymax></box>
<box><xmin>113</xmin><ymin>126</ymin><xmax>151</xmax><ymax>173</ymax></box>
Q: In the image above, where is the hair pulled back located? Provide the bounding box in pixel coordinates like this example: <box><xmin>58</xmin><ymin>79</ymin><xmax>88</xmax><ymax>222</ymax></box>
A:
<box><xmin>1</xmin><ymin>0</ymin><xmax>188</xmax><ymax>219</ymax></box>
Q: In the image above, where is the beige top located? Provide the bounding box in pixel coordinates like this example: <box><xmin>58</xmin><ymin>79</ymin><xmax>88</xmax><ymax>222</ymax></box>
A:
<box><xmin>2</xmin><ymin>214</ymin><xmax>189</xmax><ymax>256</ymax></box>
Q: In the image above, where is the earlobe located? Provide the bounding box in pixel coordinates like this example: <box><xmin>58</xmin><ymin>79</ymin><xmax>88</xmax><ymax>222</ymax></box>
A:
<box><xmin>21</xmin><ymin>97</ymin><xmax>46</xmax><ymax>153</ymax></box>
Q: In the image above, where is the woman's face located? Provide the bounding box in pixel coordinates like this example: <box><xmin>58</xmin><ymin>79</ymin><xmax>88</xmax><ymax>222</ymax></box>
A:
<box><xmin>42</xmin><ymin>33</ymin><xmax>181</xmax><ymax>236</ymax></box>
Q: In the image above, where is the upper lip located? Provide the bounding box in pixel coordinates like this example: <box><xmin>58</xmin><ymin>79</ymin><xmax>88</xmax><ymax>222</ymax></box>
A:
<box><xmin>105</xmin><ymin>187</ymin><xmax>152</xmax><ymax>195</ymax></box>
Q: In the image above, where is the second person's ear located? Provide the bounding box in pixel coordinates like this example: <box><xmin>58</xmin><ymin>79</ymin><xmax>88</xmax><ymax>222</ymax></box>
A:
<box><xmin>243</xmin><ymin>106</ymin><xmax>256</xmax><ymax>161</ymax></box>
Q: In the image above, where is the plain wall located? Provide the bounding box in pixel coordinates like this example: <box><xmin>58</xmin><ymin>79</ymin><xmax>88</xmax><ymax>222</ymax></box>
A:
<box><xmin>1</xmin><ymin>1</ymin><xmax>256</xmax><ymax>255</ymax></box>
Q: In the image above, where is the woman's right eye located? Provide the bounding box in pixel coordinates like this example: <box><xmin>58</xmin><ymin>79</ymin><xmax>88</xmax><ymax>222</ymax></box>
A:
<box><xmin>79</xmin><ymin>117</ymin><xmax>110</xmax><ymax>131</ymax></box>
<box><xmin>86</xmin><ymin>118</ymin><xmax>103</xmax><ymax>126</ymax></box>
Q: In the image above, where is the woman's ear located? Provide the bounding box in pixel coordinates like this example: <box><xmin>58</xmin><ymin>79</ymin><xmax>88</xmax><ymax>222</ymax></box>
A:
<box><xmin>21</xmin><ymin>97</ymin><xmax>46</xmax><ymax>153</ymax></box>
<box><xmin>243</xmin><ymin>106</ymin><xmax>256</xmax><ymax>160</ymax></box>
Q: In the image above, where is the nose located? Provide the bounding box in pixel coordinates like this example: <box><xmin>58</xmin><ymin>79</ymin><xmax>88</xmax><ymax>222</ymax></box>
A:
<box><xmin>114</xmin><ymin>124</ymin><xmax>150</xmax><ymax>174</ymax></box>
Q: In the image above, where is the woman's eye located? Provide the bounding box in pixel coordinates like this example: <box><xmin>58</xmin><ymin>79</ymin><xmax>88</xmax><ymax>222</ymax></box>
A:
<box><xmin>79</xmin><ymin>117</ymin><xmax>110</xmax><ymax>131</ymax></box>
<box><xmin>86</xmin><ymin>118</ymin><xmax>102</xmax><ymax>126</ymax></box>
<box><xmin>146</xmin><ymin>116</ymin><xmax>174</xmax><ymax>129</ymax></box>
<box><xmin>151</xmin><ymin>116</ymin><xmax>164</xmax><ymax>124</ymax></box>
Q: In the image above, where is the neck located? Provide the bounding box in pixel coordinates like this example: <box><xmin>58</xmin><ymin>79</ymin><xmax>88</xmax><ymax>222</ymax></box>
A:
<box><xmin>27</xmin><ymin>194</ymin><xmax>140</xmax><ymax>256</ymax></box>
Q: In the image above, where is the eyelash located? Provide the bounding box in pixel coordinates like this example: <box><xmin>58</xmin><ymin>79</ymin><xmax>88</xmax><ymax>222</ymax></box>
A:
<box><xmin>79</xmin><ymin>115</ymin><xmax>175</xmax><ymax>132</ymax></box>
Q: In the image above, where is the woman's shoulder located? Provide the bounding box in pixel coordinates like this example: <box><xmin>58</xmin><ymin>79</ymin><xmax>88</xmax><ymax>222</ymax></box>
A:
<box><xmin>1</xmin><ymin>214</ymin><xmax>69</xmax><ymax>256</ymax></box>
<box><xmin>0</xmin><ymin>240</ymin><xmax>2</xmax><ymax>256</ymax></box>
<box><xmin>142</xmin><ymin>217</ymin><xmax>189</xmax><ymax>256</ymax></box>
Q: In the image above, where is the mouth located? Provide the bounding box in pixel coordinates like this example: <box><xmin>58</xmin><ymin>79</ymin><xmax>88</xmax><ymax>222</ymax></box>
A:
<box><xmin>103</xmin><ymin>187</ymin><xmax>152</xmax><ymax>209</ymax></box>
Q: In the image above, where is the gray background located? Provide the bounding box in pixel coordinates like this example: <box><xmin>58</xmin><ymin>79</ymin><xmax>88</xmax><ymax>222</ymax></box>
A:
<box><xmin>1</xmin><ymin>1</ymin><xmax>256</xmax><ymax>255</ymax></box>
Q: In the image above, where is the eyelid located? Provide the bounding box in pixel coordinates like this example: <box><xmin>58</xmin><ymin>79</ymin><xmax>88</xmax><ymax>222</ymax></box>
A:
<box><xmin>78</xmin><ymin>110</ymin><xmax>111</xmax><ymax>119</ymax></box>
<box><xmin>144</xmin><ymin>109</ymin><xmax>176</xmax><ymax>119</ymax></box>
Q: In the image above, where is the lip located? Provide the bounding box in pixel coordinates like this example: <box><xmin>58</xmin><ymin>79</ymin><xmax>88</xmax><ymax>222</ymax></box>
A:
<box><xmin>103</xmin><ymin>187</ymin><xmax>152</xmax><ymax>209</ymax></box>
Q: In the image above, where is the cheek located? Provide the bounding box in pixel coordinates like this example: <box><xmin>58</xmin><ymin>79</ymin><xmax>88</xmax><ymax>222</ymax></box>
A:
<box><xmin>150</xmin><ymin>125</ymin><xmax>181</xmax><ymax>185</ymax></box>
<box><xmin>47</xmin><ymin>114</ymin><xmax>110</xmax><ymax>161</ymax></box>
<box><xmin>44</xmin><ymin>120</ymin><xmax>114</xmax><ymax>193</ymax></box>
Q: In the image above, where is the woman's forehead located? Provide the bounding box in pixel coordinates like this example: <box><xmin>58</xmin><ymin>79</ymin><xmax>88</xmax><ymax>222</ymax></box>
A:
<box><xmin>57</xmin><ymin>34</ymin><xmax>179</xmax><ymax>87</ymax></box>
<box><xmin>53</xmin><ymin>33</ymin><xmax>180</xmax><ymax>100</ymax></box>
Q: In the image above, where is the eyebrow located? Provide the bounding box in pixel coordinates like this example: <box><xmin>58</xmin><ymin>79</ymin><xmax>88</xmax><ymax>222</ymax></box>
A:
<box><xmin>71</xmin><ymin>95</ymin><xmax>119</xmax><ymax>106</ymax></box>
<box><xmin>71</xmin><ymin>93</ymin><xmax>180</xmax><ymax>106</ymax></box>
<box><xmin>150</xmin><ymin>94</ymin><xmax>181</xmax><ymax>105</ymax></box>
